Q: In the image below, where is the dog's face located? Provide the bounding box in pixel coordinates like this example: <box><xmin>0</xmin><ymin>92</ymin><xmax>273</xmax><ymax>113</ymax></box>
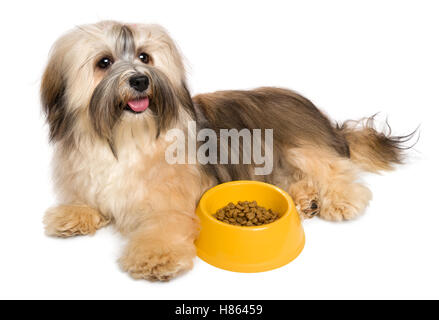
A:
<box><xmin>41</xmin><ymin>21</ymin><xmax>193</xmax><ymax>148</ymax></box>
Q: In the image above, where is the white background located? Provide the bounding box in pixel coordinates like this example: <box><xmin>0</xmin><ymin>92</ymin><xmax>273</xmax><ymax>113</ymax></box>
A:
<box><xmin>0</xmin><ymin>0</ymin><xmax>438</xmax><ymax>299</ymax></box>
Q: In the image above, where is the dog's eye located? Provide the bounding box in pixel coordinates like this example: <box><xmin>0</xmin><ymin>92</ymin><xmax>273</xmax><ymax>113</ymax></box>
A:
<box><xmin>139</xmin><ymin>52</ymin><xmax>150</xmax><ymax>64</ymax></box>
<box><xmin>97</xmin><ymin>57</ymin><xmax>113</xmax><ymax>69</ymax></box>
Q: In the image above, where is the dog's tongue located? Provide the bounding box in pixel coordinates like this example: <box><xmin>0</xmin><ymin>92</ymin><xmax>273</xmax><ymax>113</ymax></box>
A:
<box><xmin>127</xmin><ymin>97</ymin><xmax>149</xmax><ymax>112</ymax></box>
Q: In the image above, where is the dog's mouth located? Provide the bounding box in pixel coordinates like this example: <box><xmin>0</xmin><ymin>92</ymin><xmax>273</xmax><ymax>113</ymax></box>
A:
<box><xmin>124</xmin><ymin>97</ymin><xmax>150</xmax><ymax>114</ymax></box>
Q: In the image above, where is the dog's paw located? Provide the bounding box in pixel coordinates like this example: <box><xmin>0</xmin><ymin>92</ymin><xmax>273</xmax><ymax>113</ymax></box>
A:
<box><xmin>44</xmin><ymin>205</ymin><xmax>109</xmax><ymax>237</ymax></box>
<box><xmin>319</xmin><ymin>183</ymin><xmax>372</xmax><ymax>221</ymax></box>
<box><xmin>296</xmin><ymin>197</ymin><xmax>320</xmax><ymax>219</ymax></box>
<box><xmin>319</xmin><ymin>202</ymin><xmax>361</xmax><ymax>221</ymax></box>
<box><xmin>289</xmin><ymin>179</ymin><xmax>321</xmax><ymax>220</ymax></box>
<box><xmin>119</xmin><ymin>241</ymin><xmax>195</xmax><ymax>282</ymax></box>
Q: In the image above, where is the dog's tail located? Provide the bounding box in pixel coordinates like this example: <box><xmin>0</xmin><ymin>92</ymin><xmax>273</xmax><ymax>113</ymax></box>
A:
<box><xmin>336</xmin><ymin>115</ymin><xmax>419</xmax><ymax>173</ymax></box>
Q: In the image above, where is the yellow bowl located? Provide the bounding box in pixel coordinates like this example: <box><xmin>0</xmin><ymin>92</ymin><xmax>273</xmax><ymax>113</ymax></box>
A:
<box><xmin>195</xmin><ymin>181</ymin><xmax>305</xmax><ymax>272</ymax></box>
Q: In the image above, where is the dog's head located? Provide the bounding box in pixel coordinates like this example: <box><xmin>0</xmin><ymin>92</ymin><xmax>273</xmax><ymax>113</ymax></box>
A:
<box><xmin>41</xmin><ymin>21</ymin><xmax>193</xmax><ymax>150</ymax></box>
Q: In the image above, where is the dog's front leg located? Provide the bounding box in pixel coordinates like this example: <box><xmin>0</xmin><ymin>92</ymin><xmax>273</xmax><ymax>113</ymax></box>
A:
<box><xmin>119</xmin><ymin>210</ymin><xmax>199</xmax><ymax>281</ymax></box>
<box><xmin>44</xmin><ymin>205</ymin><xmax>110</xmax><ymax>237</ymax></box>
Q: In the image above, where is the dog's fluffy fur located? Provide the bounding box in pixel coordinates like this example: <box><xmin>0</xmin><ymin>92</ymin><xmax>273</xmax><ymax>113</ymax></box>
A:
<box><xmin>41</xmin><ymin>21</ymin><xmax>415</xmax><ymax>281</ymax></box>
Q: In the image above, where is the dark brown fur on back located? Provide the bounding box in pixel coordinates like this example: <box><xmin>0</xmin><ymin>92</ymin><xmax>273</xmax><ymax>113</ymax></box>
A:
<box><xmin>194</xmin><ymin>87</ymin><xmax>349</xmax><ymax>155</ymax></box>
<box><xmin>194</xmin><ymin>87</ymin><xmax>416</xmax><ymax>182</ymax></box>
<box><xmin>193</xmin><ymin>87</ymin><xmax>350</xmax><ymax>182</ymax></box>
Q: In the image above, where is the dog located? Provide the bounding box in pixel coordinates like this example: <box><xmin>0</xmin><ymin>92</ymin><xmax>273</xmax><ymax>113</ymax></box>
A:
<box><xmin>41</xmin><ymin>21</ymin><xmax>415</xmax><ymax>281</ymax></box>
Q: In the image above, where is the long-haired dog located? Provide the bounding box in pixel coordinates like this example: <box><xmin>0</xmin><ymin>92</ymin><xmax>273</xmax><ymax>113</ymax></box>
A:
<box><xmin>41</xmin><ymin>21</ymin><xmax>415</xmax><ymax>281</ymax></box>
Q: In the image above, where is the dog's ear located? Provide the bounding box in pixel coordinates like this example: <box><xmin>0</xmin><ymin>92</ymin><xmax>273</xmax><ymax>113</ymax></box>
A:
<box><xmin>41</xmin><ymin>49</ymin><xmax>71</xmax><ymax>142</ymax></box>
<box><xmin>177</xmin><ymin>81</ymin><xmax>196</xmax><ymax>118</ymax></box>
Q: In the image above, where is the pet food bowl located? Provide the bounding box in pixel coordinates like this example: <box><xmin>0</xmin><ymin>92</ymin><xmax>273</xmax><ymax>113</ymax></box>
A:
<box><xmin>195</xmin><ymin>180</ymin><xmax>305</xmax><ymax>272</ymax></box>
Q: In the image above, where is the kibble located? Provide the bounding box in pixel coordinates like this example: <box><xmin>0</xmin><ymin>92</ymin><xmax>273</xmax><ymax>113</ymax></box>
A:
<box><xmin>213</xmin><ymin>201</ymin><xmax>280</xmax><ymax>226</ymax></box>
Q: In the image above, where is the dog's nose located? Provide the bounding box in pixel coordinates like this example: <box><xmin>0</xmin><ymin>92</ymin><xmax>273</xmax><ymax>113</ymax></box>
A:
<box><xmin>129</xmin><ymin>75</ymin><xmax>149</xmax><ymax>92</ymax></box>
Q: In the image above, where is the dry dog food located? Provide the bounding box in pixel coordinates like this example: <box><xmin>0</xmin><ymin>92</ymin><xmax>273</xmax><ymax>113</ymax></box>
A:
<box><xmin>213</xmin><ymin>201</ymin><xmax>280</xmax><ymax>226</ymax></box>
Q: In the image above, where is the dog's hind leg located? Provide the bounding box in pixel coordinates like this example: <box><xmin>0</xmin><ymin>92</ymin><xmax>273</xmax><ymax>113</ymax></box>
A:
<box><xmin>286</xmin><ymin>147</ymin><xmax>372</xmax><ymax>221</ymax></box>
<box><xmin>43</xmin><ymin>205</ymin><xmax>110</xmax><ymax>237</ymax></box>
